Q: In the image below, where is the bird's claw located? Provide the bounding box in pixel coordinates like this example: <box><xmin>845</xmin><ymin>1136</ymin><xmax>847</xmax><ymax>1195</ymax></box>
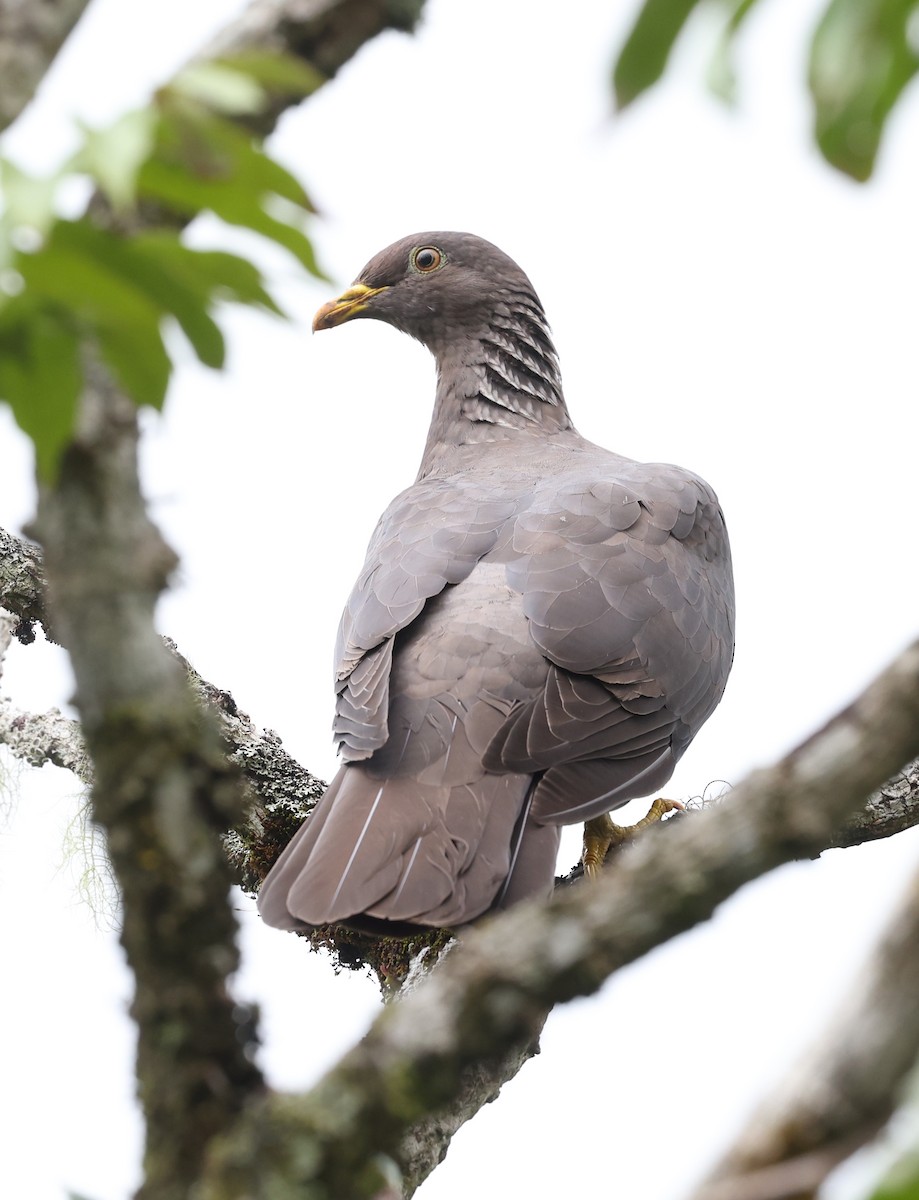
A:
<box><xmin>582</xmin><ymin>798</ymin><xmax>685</xmax><ymax>879</ymax></box>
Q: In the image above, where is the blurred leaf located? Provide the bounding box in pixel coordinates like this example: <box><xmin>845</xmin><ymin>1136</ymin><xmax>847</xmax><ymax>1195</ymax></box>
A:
<box><xmin>862</xmin><ymin>1067</ymin><xmax>919</xmax><ymax>1200</ymax></box>
<box><xmin>0</xmin><ymin>44</ymin><xmax>316</xmax><ymax>472</ymax></box>
<box><xmin>0</xmin><ymin>304</ymin><xmax>81</xmax><ymax>480</ymax></box>
<box><xmin>0</xmin><ymin>215</ymin><xmax>13</xmax><ymax>272</ymax></box>
<box><xmin>0</xmin><ymin>158</ymin><xmax>60</xmax><ymax>238</ymax></box>
<box><xmin>50</xmin><ymin>221</ymin><xmax>227</xmax><ymax>367</ymax></box>
<box><xmin>170</xmin><ymin>63</ymin><xmax>267</xmax><ymax>115</ymax></box>
<box><xmin>134</xmin><ymin>234</ymin><xmax>285</xmax><ymax>315</ymax></box>
<box><xmin>153</xmin><ymin>96</ymin><xmax>314</xmax><ymax>209</ymax></box>
<box><xmin>20</xmin><ymin>221</ymin><xmax>164</xmax><ymax>331</ymax></box>
<box><xmin>214</xmin><ymin>50</ymin><xmax>323</xmax><ymax>98</ymax></box>
<box><xmin>119</xmin><ymin>244</ymin><xmax>226</xmax><ymax>368</ymax></box>
<box><xmin>809</xmin><ymin>0</ymin><xmax>919</xmax><ymax>180</ymax></box>
<box><xmin>72</xmin><ymin>108</ymin><xmax>158</xmax><ymax>211</ymax></box>
<box><xmin>94</xmin><ymin>316</ymin><xmax>171</xmax><ymax>409</ymax></box>
<box><xmin>613</xmin><ymin>0</ymin><xmax>702</xmax><ymax>109</ymax></box>
<box><xmin>868</xmin><ymin>1155</ymin><xmax>919</xmax><ymax>1199</ymax></box>
<box><xmin>139</xmin><ymin>102</ymin><xmax>324</xmax><ymax>277</ymax></box>
<box><xmin>19</xmin><ymin>221</ymin><xmax>171</xmax><ymax>408</ymax></box>
<box><xmin>707</xmin><ymin>0</ymin><xmax>763</xmax><ymax>103</ymax></box>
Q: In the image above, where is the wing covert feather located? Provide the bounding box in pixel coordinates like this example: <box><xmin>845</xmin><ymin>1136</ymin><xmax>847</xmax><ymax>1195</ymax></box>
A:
<box><xmin>334</xmin><ymin>478</ymin><xmax>519</xmax><ymax>759</ymax></box>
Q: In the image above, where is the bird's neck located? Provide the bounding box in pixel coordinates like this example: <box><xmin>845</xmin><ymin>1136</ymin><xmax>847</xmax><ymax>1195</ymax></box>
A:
<box><xmin>418</xmin><ymin>301</ymin><xmax>574</xmax><ymax>475</ymax></box>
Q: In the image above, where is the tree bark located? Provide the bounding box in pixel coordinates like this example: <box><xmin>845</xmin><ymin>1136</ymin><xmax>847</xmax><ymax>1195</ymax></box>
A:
<box><xmin>0</xmin><ymin>0</ymin><xmax>92</xmax><ymax>132</ymax></box>
<box><xmin>5</xmin><ymin>500</ymin><xmax>919</xmax><ymax>1192</ymax></box>
<box><xmin>31</xmin><ymin>369</ymin><xmax>262</xmax><ymax>1200</ymax></box>
<box><xmin>686</xmin><ymin>865</ymin><xmax>919</xmax><ymax>1200</ymax></box>
<box><xmin>196</xmin><ymin>640</ymin><xmax>919</xmax><ymax>1198</ymax></box>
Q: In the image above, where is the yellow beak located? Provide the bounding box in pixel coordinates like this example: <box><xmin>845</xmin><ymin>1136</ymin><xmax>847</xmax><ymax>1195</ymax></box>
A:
<box><xmin>312</xmin><ymin>283</ymin><xmax>389</xmax><ymax>331</ymax></box>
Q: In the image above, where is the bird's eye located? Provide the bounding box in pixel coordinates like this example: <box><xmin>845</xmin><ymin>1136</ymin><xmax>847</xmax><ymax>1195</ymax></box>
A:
<box><xmin>410</xmin><ymin>246</ymin><xmax>445</xmax><ymax>273</ymax></box>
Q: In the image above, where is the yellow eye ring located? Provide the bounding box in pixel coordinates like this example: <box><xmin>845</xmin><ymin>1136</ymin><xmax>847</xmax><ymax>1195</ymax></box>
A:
<box><xmin>410</xmin><ymin>246</ymin><xmax>445</xmax><ymax>273</ymax></box>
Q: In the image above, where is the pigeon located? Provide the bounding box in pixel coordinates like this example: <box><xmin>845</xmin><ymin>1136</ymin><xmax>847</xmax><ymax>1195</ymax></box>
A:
<box><xmin>258</xmin><ymin>232</ymin><xmax>734</xmax><ymax>931</ymax></box>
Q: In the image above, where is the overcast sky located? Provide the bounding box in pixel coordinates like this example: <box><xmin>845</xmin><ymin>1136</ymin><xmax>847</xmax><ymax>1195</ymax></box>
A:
<box><xmin>2</xmin><ymin>1</ymin><xmax>919</xmax><ymax>1198</ymax></box>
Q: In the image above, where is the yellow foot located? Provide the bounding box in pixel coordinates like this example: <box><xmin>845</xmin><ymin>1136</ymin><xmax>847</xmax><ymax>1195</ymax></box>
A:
<box><xmin>582</xmin><ymin>798</ymin><xmax>685</xmax><ymax>879</ymax></box>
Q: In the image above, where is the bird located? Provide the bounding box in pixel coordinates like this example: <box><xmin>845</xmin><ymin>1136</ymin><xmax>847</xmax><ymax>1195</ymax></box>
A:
<box><xmin>257</xmin><ymin>232</ymin><xmax>735</xmax><ymax>933</ymax></box>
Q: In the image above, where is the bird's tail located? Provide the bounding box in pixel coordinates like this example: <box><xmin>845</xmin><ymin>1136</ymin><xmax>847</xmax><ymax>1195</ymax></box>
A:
<box><xmin>257</xmin><ymin>762</ymin><xmax>545</xmax><ymax>929</ymax></box>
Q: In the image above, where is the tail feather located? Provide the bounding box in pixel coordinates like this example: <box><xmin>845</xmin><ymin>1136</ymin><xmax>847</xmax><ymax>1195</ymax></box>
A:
<box><xmin>258</xmin><ymin>763</ymin><xmax>537</xmax><ymax>929</ymax></box>
<box><xmin>256</xmin><ymin>771</ymin><xmax>345</xmax><ymax>931</ymax></box>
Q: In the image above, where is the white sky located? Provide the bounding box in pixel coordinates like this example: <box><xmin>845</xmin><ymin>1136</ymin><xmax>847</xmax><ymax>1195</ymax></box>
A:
<box><xmin>1</xmin><ymin>0</ymin><xmax>919</xmax><ymax>1197</ymax></box>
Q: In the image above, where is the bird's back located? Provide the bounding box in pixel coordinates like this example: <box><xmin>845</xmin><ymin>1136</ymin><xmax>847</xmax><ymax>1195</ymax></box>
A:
<box><xmin>260</xmin><ymin>433</ymin><xmax>733</xmax><ymax>929</ymax></box>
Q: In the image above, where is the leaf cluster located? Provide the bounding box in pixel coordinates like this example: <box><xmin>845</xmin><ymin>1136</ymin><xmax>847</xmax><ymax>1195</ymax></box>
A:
<box><xmin>612</xmin><ymin>0</ymin><xmax>919</xmax><ymax>181</ymax></box>
<box><xmin>0</xmin><ymin>54</ymin><xmax>325</xmax><ymax>479</ymax></box>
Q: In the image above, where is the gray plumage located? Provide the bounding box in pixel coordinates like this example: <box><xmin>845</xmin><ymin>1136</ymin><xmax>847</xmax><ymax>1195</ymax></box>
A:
<box><xmin>258</xmin><ymin>232</ymin><xmax>735</xmax><ymax>932</ymax></box>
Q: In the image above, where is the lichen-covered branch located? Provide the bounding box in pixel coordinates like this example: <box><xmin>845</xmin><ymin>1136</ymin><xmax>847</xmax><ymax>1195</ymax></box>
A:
<box><xmin>0</xmin><ymin>696</ymin><xmax>92</xmax><ymax>782</ymax></box>
<box><xmin>0</xmin><ymin>0</ymin><xmax>92</xmax><ymax>132</ymax></box>
<box><xmin>0</xmin><ymin>528</ymin><xmax>46</xmax><ymax>642</ymax></box>
<box><xmin>1</xmin><ymin>606</ymin><xmax>88</xmax><ymax>776</ymax></box>
<box><xmin>6</xmin><ymin>520</ymin><xmax>919</xmax><ymax>858</ymax></box>
<box><xmin>198</xmin><ymin>641</ymin><xmax>919</xmax><ymax>1198</ymax></box>
<box><xmin>687</xmin><ymin>865</ymin><xmax>919</xmax><ymax>1200</ymax></box>
<box><xmin>164</xmin><ymin>637</ymin><xmax>327</xmax><ymax>888</ymax></box>
<box><xmin>398</xmin><ymin>1023</ymin><xmax>546</xmax><ymax>1197</ymax></box>
<box><xmin>0</xmin><ymin>619</ymin><xmax>325</xmax><ymax>838</ymax></box>
<box><xmin>32</xmin><ymin>368</ymin><xmax>263</xmax><ymax>1200</ymax></box>
<box><xmin>830</xmin><ymin>755</ymin><xmax>919</xmax><ymax>848</ymax></box>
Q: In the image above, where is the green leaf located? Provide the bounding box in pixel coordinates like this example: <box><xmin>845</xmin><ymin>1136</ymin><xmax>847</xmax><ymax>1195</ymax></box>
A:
<box><xmin>809</xmin><ymin>0</ymin><xmax>919</xmax><ymax>181</ymax></box>
<box><xmin>133</xmin><ymin>234</ymin><xmax>285</xmax><ymax>315</ymax></box>
<box><xmin>94</xmin><ymin>316</ymin><xmax>171</xmax><ymax>409</ymax></box>
<box><xmin>0</xmin><ymin>157</ymin><xmax>60</xmax><ymax>239</ymax></box>
<box><xmin>868</xmin><ymin>1155</ymin><xmax>919</xmax><ymax>1199</ymax></box>
<box><xmin>153</xmin><ymin>98</ymin><xmax>315</xmax><ymax>209</ymax></box>
<box><xmin>613</xmin><ymin>0</ymin><xmax>703</xmax><ymax>109</ymax></box>
<box><xmin>169</xmin><ymin>63</ymin><xmax>267</xmax><ymax>115</ymax></box>
<box><xmin>19</xmin><ymin>221</ymin><xmax>172</xmax><ymax>408</ymax></box>
<box><xmin>49</xmin><ymin>221</ymin><xmax>227</xmax><ymax>368</ymax></box>
<box><xmin>213</xmin><ymin>50</ymin><xmax>323</xmax><ymax>98</ymax></box>
<box><xmin>20</xmin><ymin>221</ymin><xmax>164</xmax><ymax>332</ymax></box>
<box><xmin>72</xmin><ymin>108</ymin><xmax>159</xmax><ymax>212</ymax></box>
<box><xmin>139</xmin><ymin>103</ymin><xmax>325</xmax><ymax>278</ymax></box>
<box><xmin>0</xmin><ymin>304</ymin><xmax>82</xmax><ymax>481</ymax></box>
<box><xmin>140</xmin><ymin>158</ymin><xmax>323</xmax><ymax>275</ymax></box>
<box><xmin>707</xmin><ymin>0</ymin><xmax>763</xmax><ymax>103</ymax></box>
<box><xmin>0</xmin><ymin>214</ymin><xmax>15</xmax><ymax>273</ymax></box>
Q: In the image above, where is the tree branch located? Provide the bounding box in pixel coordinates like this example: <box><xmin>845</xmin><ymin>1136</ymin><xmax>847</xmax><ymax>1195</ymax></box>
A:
<box><xmin>0</xmin><ymin>695</ymin><xmax>92</xmax><ymax>782</ymax></box>
<box><xmin>397</xmin><ymin>1021</ymin><xmax>547</xmax><ymax>1197</ymax></box>
<box><xmin>6</xmin><ymin>517</ymin><xmax>918</xmax><ymax>858</ymax></box>
<box><xmin>0</xmin><ymin>527</ymin><xmax>46</xmax><ymax>642</ymax></box>
<box><xmin>0</xmin><ymin>0</ymin><xmax>425</xmax><ymax>139</ymax></box>
<box><xmin>830</xmin><ymin>755</ymin><xmax>919</xmax><ymax>848</ymax></box>
<box><xmin>197</xmin><ymin>640</ymin><xmax>919</xmax><ymax>1197</ymax></box>
<box><xmin>0</xmin><ymin>0</ymin><xmax>93</xmax><ymax>132</ymax></box>
<box><xmin>207</xmin><ymin>0</ymin><xmax>424</xmax><ymax>72</ymax></box>
<box><xmin>202</xmin><ymin>0</ymin><xmax>425</xmax><ymax>138</ymax></box>
<box><xmin>31</xmin><ymin>367</ymin><xmax>262</xmax><ymax>1200</ymax></box>
<box><xmin>686</xmin><ymin>862</ymin><xmax>919</xmax><ymax>1200</ymax></box>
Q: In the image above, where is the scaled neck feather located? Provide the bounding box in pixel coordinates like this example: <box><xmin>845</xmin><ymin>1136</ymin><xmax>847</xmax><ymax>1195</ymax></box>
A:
<box><xmin>419</xmin><ymin>291</ymin><xmax>573</xmax><ymax>474</ymax></box>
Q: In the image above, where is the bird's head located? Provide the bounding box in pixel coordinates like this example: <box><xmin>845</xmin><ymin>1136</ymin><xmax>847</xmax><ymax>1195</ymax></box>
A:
<box><xmin>312</xmin><ymin>232</ymin><xmax>544</xmax><ymax>351</ymax></box>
